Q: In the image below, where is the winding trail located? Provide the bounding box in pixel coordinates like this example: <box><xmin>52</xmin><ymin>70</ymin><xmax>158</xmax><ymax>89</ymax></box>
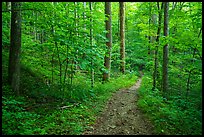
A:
<box><xmin>83</xmin><ymin>74</ymin><xmax>155</xmax><ymax>135</ymax></box>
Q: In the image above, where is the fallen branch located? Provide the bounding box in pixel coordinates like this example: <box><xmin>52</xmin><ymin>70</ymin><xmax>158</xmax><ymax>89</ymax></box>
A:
<box><xmin>60</xmin><ymin>103</ymin><xmax>80</xmax><ymax>110</ymax></box>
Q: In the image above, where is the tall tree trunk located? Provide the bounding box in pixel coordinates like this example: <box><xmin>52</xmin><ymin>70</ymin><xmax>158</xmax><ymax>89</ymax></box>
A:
<box><xmin>51</xmin><ymin>47</ymin><xmax>55</xmax><ymax>83</ymax></box>
<box><xmin>83</xmin><ymin>2</ymin><xmax>86</xmax><ymax>28</ymax></box>
<box><xmin>8</xmin><ymin>2</ymin><xmax>22</xmax><ymax>95</ymax></box>
<box><xmin>148</xmin><ymin>3</ymin><xmax>152</xmax><ymax>55</ymax></box>
<box><xmin>118</xmin><ymin>3</ymin><xmax>120</xmax><ymax>40</ymax></box>
<box><xmin>103</xmin><ymin>2</ymin><xmax>112</xmax><ymax>81</ymax></box>
<box><xmin>6</xmin><ymin>2</ymin><xmax>11</xmax><ymax>42</ymax></box>
<box><xmin>63</xmin><ymin>4</ymin><xmax>70</xmax><ymax>93</ymax></box>
<box><xmin>90</xmin><ymin>2</ymin><xmax>94</xmax><ymax>88</ymax></box>
<box><xmin>153</xmin><ymin>2</ymin><xmax>163</xmax><ymax>90</ymax></box>
<box><xmin>125</xmin><ymin>4</ymin><xmax>128</xmax><ymax>44</ymax></box>
<box><xmin>119</xmin><ymin>2</ymin><xmax>125</xmax><ymax>73</ymax></box>
<box><xmin>36</xmin><ymin>12</ymin><xmax>39</xmax><ymax>41</ymax></box>
<box><xmin>162</xmin><ymin>2</ymin><xmax>169</xmax><ymax>98</ymax></box>
<box><xmin>32</xmin><ymin>11</ymin><xmax>36</xmax><ymax>41</ymax></box>
<box><xmin>74</xmin><ymin>2</ymin><xmax>78</xmax><ymax>70</ymax></box>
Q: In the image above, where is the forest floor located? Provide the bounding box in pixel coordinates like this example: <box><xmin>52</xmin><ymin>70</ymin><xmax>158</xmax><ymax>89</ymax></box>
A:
<box><xmin>83</xmin><ymin>73</ymin><xmax>155</xmax><ymax>135</ymax></box>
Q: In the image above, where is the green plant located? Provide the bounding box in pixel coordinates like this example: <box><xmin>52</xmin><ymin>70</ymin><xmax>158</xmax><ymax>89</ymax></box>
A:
<box><xmin>137</xmin><ymin>76</ymin><xmax>202</xmax><ymax>135</ymax></box>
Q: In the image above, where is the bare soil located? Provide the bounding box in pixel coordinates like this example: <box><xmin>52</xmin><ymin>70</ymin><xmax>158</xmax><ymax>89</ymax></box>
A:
<box><xmin>83</xmin><ymin>75</ymin><xmax>155</xmax><ymax>135</ymax></box>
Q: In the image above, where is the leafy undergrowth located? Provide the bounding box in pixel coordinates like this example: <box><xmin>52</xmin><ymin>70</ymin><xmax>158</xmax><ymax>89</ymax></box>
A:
<box><xmin>2</xmin><ymin>73</ymin><xmax>137</xmax><ymax>135</ymax></box>
<box><xmin>2</xmin><ymin>40</ymin><xmax>138</xmax><ymax>135</ymax></box>
<box><xmin>137</xmin><ymin>75</ymin><xmax>202</xmax><ymax>135</ymax></box>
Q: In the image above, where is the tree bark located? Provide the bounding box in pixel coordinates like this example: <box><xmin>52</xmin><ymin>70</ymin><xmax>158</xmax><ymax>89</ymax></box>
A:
<box><xmin>103</xmin><ymin>2</ymin><xmax>112</xmax><ymax>81</ymax></box>
<box><xmin>90</xmin><ymin>2</ymin><xmax>94</xmax><ymax>88</ymax></box>
<box><xmin>120</xmin><ymin>2</ymin><xmax>125</xmax><ymax>73</ymax></box>
<box><xmin>8</xmin><ymin>2</ymin><xmax>22</xmax><ymax>95</ymax></box>
<box><xmin>162</xmin><ymin>2</ymin><xmax>169</xmax><ymax>98</ymax></box>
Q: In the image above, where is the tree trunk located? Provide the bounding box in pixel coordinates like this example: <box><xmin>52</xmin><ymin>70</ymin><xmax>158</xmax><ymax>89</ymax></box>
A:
<box><xmin>63</xmin><ymin>3</ymin><xmax>70</xmax><ymax>91</ymax></box>
<box><xmin>125</xmin><ymin>4</ymin><xmax>128</xmax><ymax>44</ymax></box>
<box><xmin>103</xmin><ymin>2</ymin><xmax>112</xmax><ymax>81</ymax></box>
<box><xmin>90</xmin><ymin>2</ymin><xmax>94</xmax><ymax>88</ymax></box>
<box><xmin>162</xmin><ymin>2</ymin><xmax>169</xmax><ymax>98</ymax></box>
<box><xmin>74</xmin><ymin>2</ymin><xmax>79</xmax><ymax>70</ymax></box>
<box><xmin>8</xmin><ymin>2</ymin><xmax>22</xmax><ymax>95</ymax></box>
<box><xmin>32</xmin><ymin>11</ymin><xmax>37</xmax><ymax>41</ymax></box>
<box><xmin>119</xmin><ymin>2</ymin><xmax>125</xmax><ymax>73</ymax></box>
<box><xmin>148</xmin><ymin>3</ymin><xmax>152</xmax><ymax>55</ymax></box>
<box><xmin>118</xmin><ymin>3</ymin><xmax>120</xmax><ymax>40</ymax></box>
<box><xmin>153</xmin><ymin>2</ymin><xmax>163</xmax><ymax>90</ymax></box>
<box><xmin>83</xmin><ymin>2</ymin><xmax>86</xmax><ymax>28</ymax></box>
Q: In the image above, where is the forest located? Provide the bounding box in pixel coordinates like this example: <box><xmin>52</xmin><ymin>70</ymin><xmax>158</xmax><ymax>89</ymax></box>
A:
<box><xmin>2</xmin><ymin>2</ymin><xmax>202</xmax><ymax>135</ymax></box>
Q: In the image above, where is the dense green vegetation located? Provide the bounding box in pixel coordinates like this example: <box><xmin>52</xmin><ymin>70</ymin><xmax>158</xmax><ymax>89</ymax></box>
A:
<box><xmin>134</xmin><ymin>2</ymin><xmax>202</xmax><ymax>135</ymax></box>
<box><xmin>2</xmin><ymin>2</ymin><xmax>202</xmax><ymax>135</ymax></box>
<box><xmin>137</xmin><ymin>74</ymin><xmax>202</xmax><ymax>135</ymax></box>
<box><xmin>3</xmin><ymin>49</ymin><xmax>137</xmax><ymax>134</ymax></box>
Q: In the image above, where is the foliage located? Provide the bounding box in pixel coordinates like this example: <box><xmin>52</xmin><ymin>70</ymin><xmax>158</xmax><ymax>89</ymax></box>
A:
<box><xmin>2</xmin><ymin>2</ymin><xmax>202</xmax><ymax>135</ymax></box>
<box><xmin>2</xmin><ymin>73</ymin><xmax>137</xmax><ymax>135</ymax></box>
<box><xmin>2</xmin><ymin>92</ymin><xmax>40</xmax><ymax>135</ymax></box>
<box><xmin>137</xmin><ymin>76</ymin><xmax>202</xmax><ymax>135</ymax></box>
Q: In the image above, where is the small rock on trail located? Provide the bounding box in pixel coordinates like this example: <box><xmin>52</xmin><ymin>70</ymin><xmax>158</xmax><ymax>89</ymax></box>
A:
<box><xmin>83</xmin><ymin>75</ymin><xmax>155</xmax><ymax>135</ymax></box>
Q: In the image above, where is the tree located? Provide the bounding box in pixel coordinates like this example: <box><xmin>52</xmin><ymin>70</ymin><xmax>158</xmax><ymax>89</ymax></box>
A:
<box><xmin>103</xmin><ymin>2</ymin><xmax>112</xmax><ymax>81</ymax></box>
<box><xmin>74</xmin><ymin>2</ymin><xmax>79</xmax><ymax>70</ymax></box>
<box><xmin>186</xmin><ymin>26</ymin><xmax>202</xmax><ymax>99</ymax></box>
<box><xmin>162</xmin><ymin>2</ymin><xmax>169</xmax><ymax>97</ymax></box>
<box><xmin>119</xmin><ymin>2</ymin><xmax>125</xmax><ymax>73</ymax></box>
<box><xmin>8</xmin><ymin>2</ymin><xmax>22</xmax><ymax>95</ymax></box>
<box><xmin>90</xmin><ymin>2</ymin><xmax>94</xmax><ymax>88</ymax></box>
<box><xmin>147</xmin><ymin>2</ymin><xmax>152</xmax><ymax>55</ymax></box>
<box><xmin>152</xmin><ymin>2</ymin><xmax>163</xmax><ymax>90</ymax></box>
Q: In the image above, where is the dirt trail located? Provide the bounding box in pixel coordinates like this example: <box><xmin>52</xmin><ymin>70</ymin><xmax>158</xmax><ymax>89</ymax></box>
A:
<box><xmin>83</xmin><ymin>74</ymin><xmax>155</xmax><ymax>135</ymax></box>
